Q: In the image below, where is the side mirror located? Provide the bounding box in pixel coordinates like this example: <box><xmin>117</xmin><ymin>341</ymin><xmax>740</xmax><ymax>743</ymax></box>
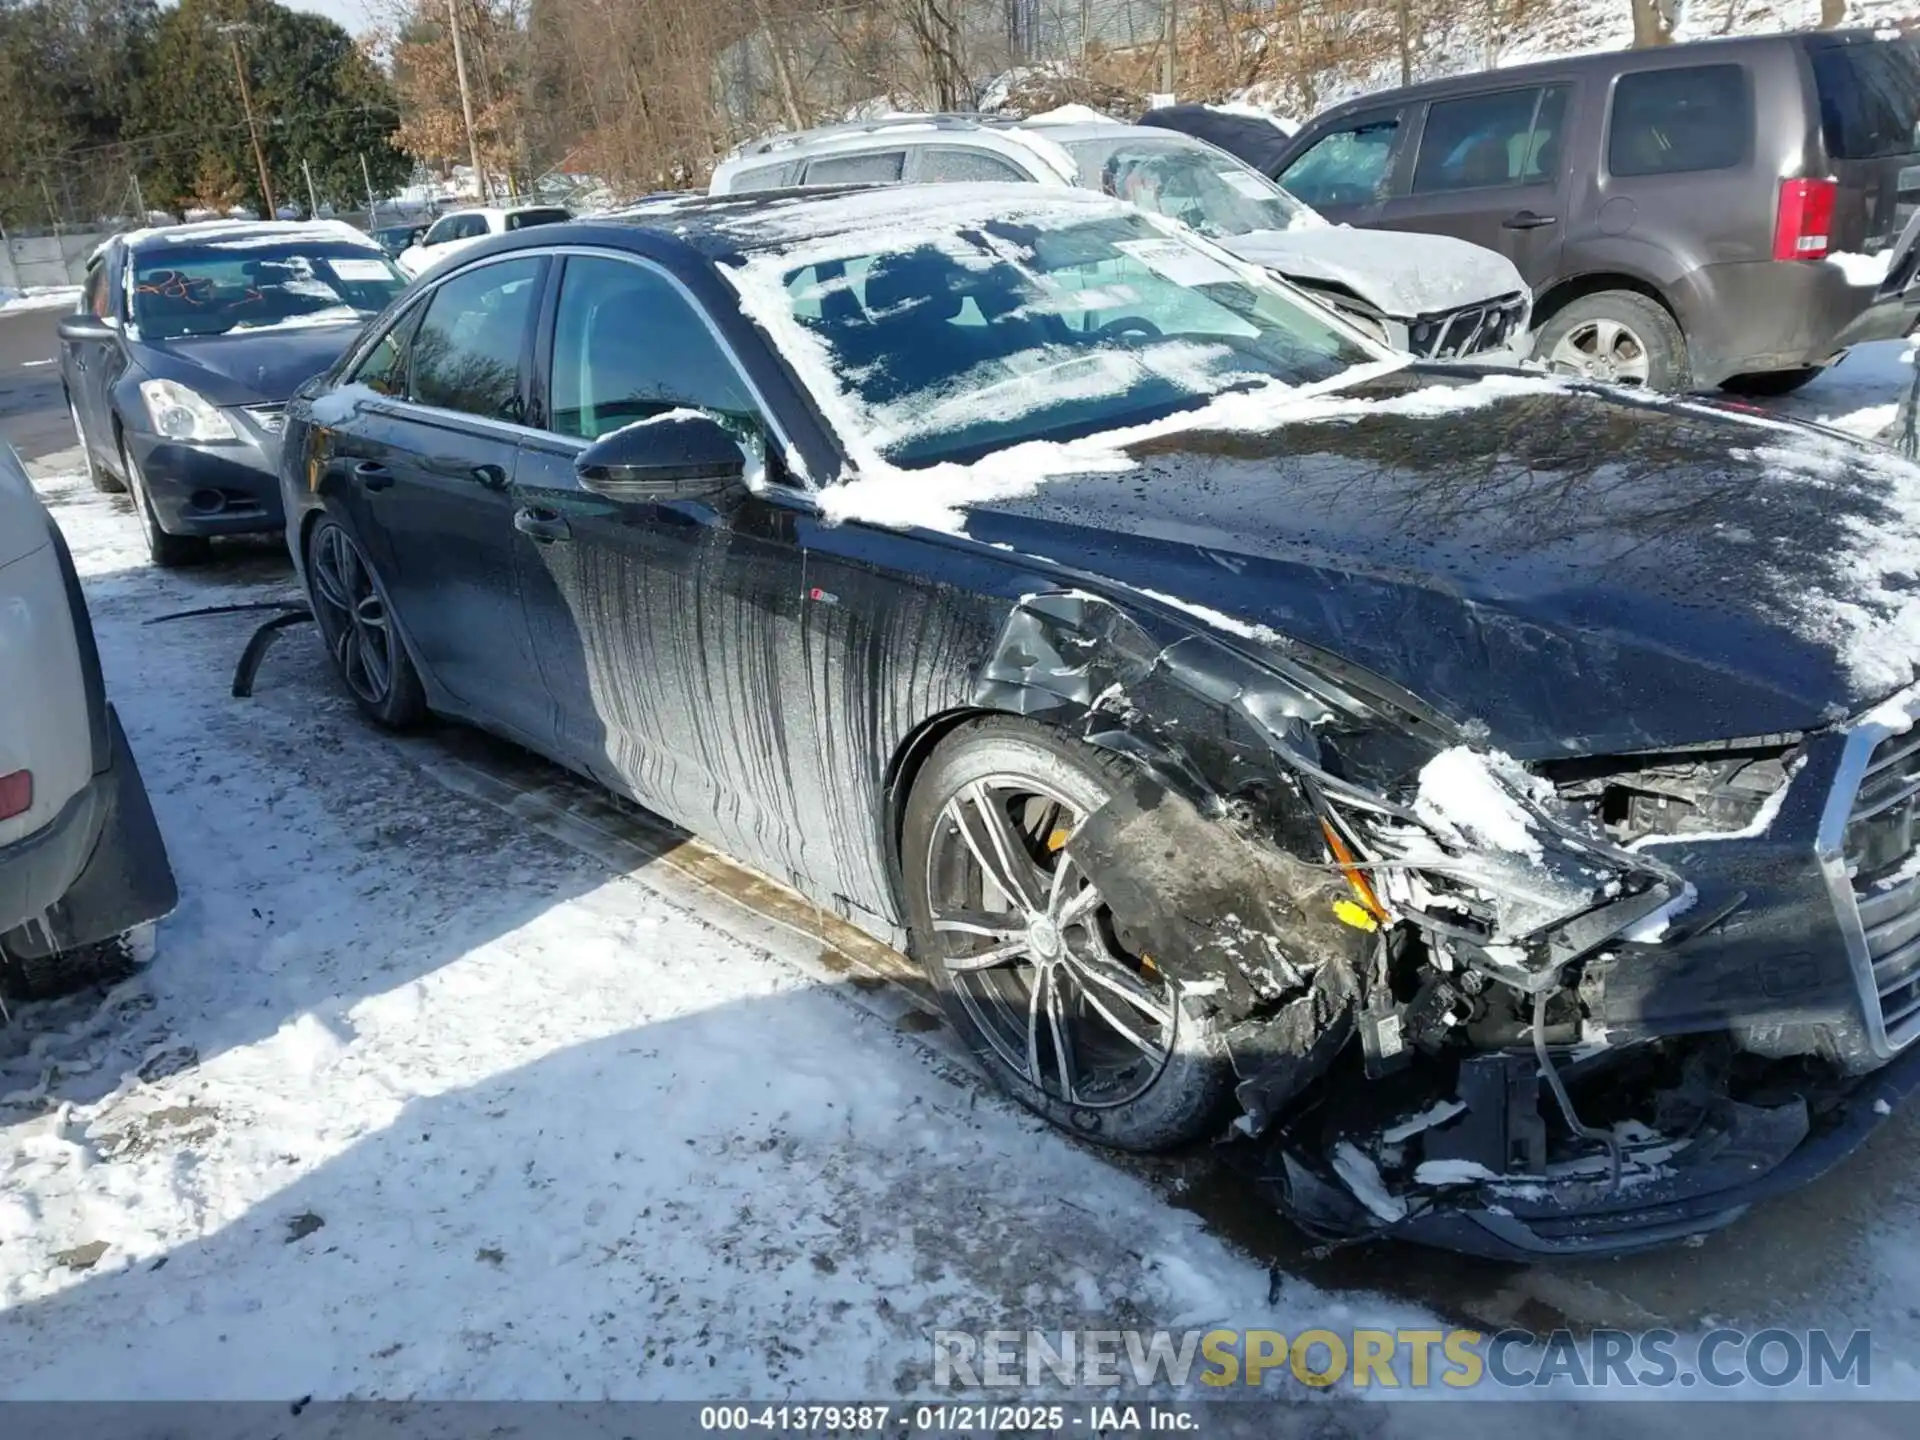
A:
<box><xmin>574</xmin><ymin>410</ymin><xmax>748</xmax><ymax>502</ymax></box>
<box><xmin>58</xmin><ymin>313</ymin><xmax>115</xmax><ymax>343</ymax></box>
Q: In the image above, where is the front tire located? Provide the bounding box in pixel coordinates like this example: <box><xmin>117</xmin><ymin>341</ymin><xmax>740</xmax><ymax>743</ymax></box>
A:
<box><xmin>117</xmin><ymin>431</ymin><xmax>210</xmax><ymax>568</ymax></box>
<box><xmin>1534</xmin><ymin>290</ymin><xmax>1690</xmax><ymax>392</ymax></box>
<box><xmin>901</xmin><ymin>717</ymin><xmax>1232</xmax><ymax>1152</ymax></box>
<box><xmin>70</xmin><ymin>400</ymin><xmax>121</xmax><ymax>493</ymax></box>
<box><xmin>305</xmin><ymin>516</ymin><xmax>425</xmax><ymax>729</ymax></box>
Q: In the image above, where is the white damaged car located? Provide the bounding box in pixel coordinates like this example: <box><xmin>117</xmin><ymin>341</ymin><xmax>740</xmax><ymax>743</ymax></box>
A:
<box><xmin>709</xmin><ymin>114</ymin><xmax>1533</xmax><ymax>364</ymax></box>
<box><xmin>0</xmin><ymin>443</ymin><xmax>175</xmax><ymax>1000</ymax></box>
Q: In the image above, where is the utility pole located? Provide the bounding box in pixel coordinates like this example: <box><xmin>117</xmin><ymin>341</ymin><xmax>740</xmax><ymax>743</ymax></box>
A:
<box><xmin>302</xmin><ymin>158</ymin><xmax>320</xmax><ymax>218</ymax></box>
<box><xmin>1159</xmin><ymin>0</ymin><xmax>1177</xmax><ymax>99</ymax></box>
<box><xmin>446</xmin><ymin>0</ymin><xmax>490</xmax><ymax>203</ymax></box>
<box><xmin>130</xmin><ymin>171</ymin><xmax>146</xmax><ymax>222</ymax></box>
<box><xmin>219</xmin><ymin>23</ymin><xmax>276</xmax><ymax>218</ymax></box>
<box><xmin>360</xmin><ymin>152</ymin><xmax>378</xmax><ymax>224</ymax></box>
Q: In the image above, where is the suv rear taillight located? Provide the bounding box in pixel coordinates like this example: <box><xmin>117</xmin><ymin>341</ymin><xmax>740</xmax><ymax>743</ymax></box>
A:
<box><xmin>0</xmin><ymin>770</ymin><xmax>30</xmax><ymax>821</ymax></box>
<box><xmin>1775</xmin><ymin>178</ymin><xmax>1838</xmax><ymax>261</ymax></box>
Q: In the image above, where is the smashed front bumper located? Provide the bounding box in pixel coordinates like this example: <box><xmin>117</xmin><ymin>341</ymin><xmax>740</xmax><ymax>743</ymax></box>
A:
<box><xmin>1250</xmin><ymin>1038</ymin><xmax>1920</xmax><ymax>1258</ymax></box>
<box><xmin>1216</xmin><ymin>692</ymin><xmax>1920</xmax><ymax>1259</ymax></box>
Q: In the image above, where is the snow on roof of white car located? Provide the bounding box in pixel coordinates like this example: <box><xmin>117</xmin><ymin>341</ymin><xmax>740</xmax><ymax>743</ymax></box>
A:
<box><xmin>116</xmin><ymin>218</ymin><xmax>382</xmax><ymax>254</ymax></box>
<box><xmin>632</xmin><ymin>180</ymin><xmax>1124</xmax><ymax>256</ymax></box>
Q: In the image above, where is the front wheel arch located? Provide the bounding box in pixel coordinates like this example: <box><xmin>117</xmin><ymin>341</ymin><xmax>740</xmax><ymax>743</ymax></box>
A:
<box><xmin>883</xmin><ymin>701</ymin><xmax>1211</xmax><ymax>926</ymax></box>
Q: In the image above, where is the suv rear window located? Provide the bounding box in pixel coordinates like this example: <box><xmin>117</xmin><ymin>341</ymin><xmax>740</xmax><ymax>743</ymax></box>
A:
<box><xmin>1608</xmin><ymin>65</ymin><xmax>1751</xmax><ymax>177</ymax></box>
<box><xmin>1812</xmin><ymin>40</ymin><xmax>1920</xmax><ymax>160</ymax></box>
<box><xmin>805</xmin><ymin>151</ymin><xmax>906</xmax><ymax>184</ymax></box>
<box><xmin>506</xmin><ymin>207</ymin><xmax>570</xmax><ymax>230</ymax></box>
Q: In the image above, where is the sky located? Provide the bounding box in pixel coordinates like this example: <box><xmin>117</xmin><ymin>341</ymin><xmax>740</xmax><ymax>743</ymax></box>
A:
<box><xmin>287</xmin><ymin>0</ymin><xmax>376</xmax><ymax>35</ymax></box>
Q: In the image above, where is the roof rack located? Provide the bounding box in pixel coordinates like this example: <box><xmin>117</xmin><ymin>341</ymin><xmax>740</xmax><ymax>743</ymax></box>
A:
<box><xmin>734</xmin><ymin>112</ymin><xmax>1019</xmax><ymax>157</ymax></box>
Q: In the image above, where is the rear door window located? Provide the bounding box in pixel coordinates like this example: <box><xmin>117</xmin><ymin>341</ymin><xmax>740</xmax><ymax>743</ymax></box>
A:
<box><xmin>1608</xmin><ymin>65</ymin><xmax>1751</xmax><ymax>177</ymax></box>
<box><xmin>915</xmin><ymin>148</ymin><xmax>1032</xmax><ymax>183</ymax></box>
<box><xmin>506</xmin><ymin>207</ymin><xmax>570</xmax><ymax>230</ymax></box>
<box><xmin>729</xmin><ymin>160</ymin><xmax>797</xmax><ymax>191</ymax></box>
<box><xmin>1276</xmin><ymin>111</ymin><xmax>1402</xmax><ymax>208</ymax></box>
<box><xmin>1812</xmin><ymin>40</ymin><xmax>1920</xmax><ymax>160</ymax></box>
<box><xmin>1413</xmin><ymin>86</ymin><xmax>1570</xmax><ymax>192</ymax></box>
<box><xmin>408</xmin><ymin>257</ymin><xmax>545</xmax><ymax>421</ymax></box>
<box><xmin>803</xmin><ymin>151</ymin><xmax>906</xmax><ymax>184</ymax></box>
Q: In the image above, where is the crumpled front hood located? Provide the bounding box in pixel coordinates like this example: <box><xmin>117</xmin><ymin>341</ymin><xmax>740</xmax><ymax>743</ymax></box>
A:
<box><xmin>137</xmin><ymin>323</ymin><xmax>366</xmax><ymax>407</ymax></box>
<box><xmin>962</xmin><ymin>372</ymin><xmax>1920</xmax><ymax>757</ymax></box>
<box><xmin>1224</xmin><ymin>226</ymin><xmax>1528</xmax><ymax>319</ymax></box>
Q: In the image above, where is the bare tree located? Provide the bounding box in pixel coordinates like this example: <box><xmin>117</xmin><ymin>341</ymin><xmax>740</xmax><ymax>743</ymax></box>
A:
<box><xmin>900</xmin><ymin>0</ymin><xmax>965</xmax><ymax>109</ymax></box>
<box><xmin>1629</xmin><ymin>0</ymin><xmax>1680</xmax><ymax>47</ymax></box>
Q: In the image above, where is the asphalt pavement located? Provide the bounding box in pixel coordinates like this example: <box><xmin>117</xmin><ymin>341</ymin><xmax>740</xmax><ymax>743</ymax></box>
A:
<box><xmin>0</xmin><ymin>305</ymin><xmax>81</xmax><ymax>464</ymax></box>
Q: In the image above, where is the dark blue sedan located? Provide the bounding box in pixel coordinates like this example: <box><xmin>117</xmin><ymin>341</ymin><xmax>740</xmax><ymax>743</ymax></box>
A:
<box><xmin>278</xmin><ymin>185</ymin><xmax>1920</xmax><ymax>1259</ymax></box>
<box><xmin>58</xmin><ymin>220</ymin><xmax>407</xmax><ymax>565</ymax></box>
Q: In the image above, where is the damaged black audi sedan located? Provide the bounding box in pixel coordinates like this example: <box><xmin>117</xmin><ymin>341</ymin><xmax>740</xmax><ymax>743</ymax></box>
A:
<box><xmin>279</xmin><ymin>183</ymin><xmax>1920</xmax><ymax>1259</ymax></box>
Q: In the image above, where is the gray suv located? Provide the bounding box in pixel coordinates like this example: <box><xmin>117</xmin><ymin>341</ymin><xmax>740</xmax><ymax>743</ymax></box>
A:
<box><xmin>1204</xmin><ymin>30</ymin><xmax>1920</xmax><ymax>393</ymax></box>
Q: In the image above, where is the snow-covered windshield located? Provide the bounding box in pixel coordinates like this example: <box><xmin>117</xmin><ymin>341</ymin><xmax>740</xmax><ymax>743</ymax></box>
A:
<box><xmin>1062</xmin><ymin>135</ymin><xmax>1321</xmax><ymax>239</ymax></box>
<box><xmin>131</xmin><ymin>242</ymin><xmax>406</xmax><ymax>341</ymax></box>
<box><xmin>748</xmin><ymin>207</ymin><xmax>1370</xmax><ymax>466</ymax></box>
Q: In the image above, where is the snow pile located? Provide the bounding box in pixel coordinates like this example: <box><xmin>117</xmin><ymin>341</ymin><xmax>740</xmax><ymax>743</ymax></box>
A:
<box><xmin>1413</xmin><ymin>747</ymin><xmax>1549</xmax><ymax>862</ymax></box>
<box><xmin>307</xmin><ymin>382</ymin><xmax>388</xmax><ymax>426</ymax></box>
<box><xmin>1024</xmin><ymin>103</ymin><xmax>1115</xmax><ymax>126</ymax></box>
<box><xmin>1204</xmin><ymin>101</ymin><xmax>1298</xmax><ymax>135</ymax></box>
<box><xmin>0</xmin><ymin>286</ymin><xmax>81</xmax><ymax>314</ymax></box>
<box><xmin>1829</xmin><ymin>249</ymin><xmax>1897</xmax><ymax>288</ymax></box>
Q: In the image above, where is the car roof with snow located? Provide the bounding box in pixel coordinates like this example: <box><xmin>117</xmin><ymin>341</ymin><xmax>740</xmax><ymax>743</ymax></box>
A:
<box><xmin>117</xmin><ymin>219</ymin><xmax>383</xmax><ymax>254</ymax></box>
<box><xmin>602</xmin><ymin>182</ymin><xmax>1125</xmax><ymax>260</ymax></box>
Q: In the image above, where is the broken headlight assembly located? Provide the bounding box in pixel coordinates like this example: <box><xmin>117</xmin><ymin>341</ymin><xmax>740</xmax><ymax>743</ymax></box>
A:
<box><xmin>1311</xmin><ymin>744</ymin><xmax>1699</xmax><ymax>1001</ymax></box>
<box><xmin>1532</xmin><ymin>735</ymin><xmax>1805</xmax><ymax>848</ymax></box>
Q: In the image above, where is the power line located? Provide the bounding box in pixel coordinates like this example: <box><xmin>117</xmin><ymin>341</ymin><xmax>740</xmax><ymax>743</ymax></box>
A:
<box><xmin>4</xmin><ymin>99</ymin><xmax>404</xmax><ymax>169</ymax></box>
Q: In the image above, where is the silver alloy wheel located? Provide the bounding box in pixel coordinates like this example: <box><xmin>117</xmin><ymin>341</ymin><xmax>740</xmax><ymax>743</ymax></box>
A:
<box><xmin>1546</xmin><ymin>317</ymin><xmax>1652</xmax><ymax>386</ymax></box>
<box><xmin>926</xmin><ymin>776</ymin><xmax>1177</xmax><ymax>1108</ymax></box>
<box><xmin>308</xmin><ymin>524</ymin><xmax>395</xmax><ymax>706</ymax></box>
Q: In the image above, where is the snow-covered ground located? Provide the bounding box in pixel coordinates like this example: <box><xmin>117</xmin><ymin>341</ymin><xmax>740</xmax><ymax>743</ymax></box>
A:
<box><xmin>0</xmin><ymin>287</ymin><xmax>80</xmax><ymax>315</ymax></box>
<box><xmin>8</xmin><ymin>385</ymin><xmax>1920</xmax><ymax>1409</ymax></box>
<box><xmin>1775</xmin><ymin>338</ymin><xmax>1916</xmax><ymax>440</ymax></box>
<box><xmin>0</xmin><ymin>449</ymin><xmax>1454</xmax><ymax>1402</ymax></box>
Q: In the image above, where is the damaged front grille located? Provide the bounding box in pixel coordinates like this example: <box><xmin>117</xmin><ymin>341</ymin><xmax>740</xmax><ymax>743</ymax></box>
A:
<box><xmin>1406</xmin><ymin>294</ymin><xmax>1530</xmax><ymax>360</ymax></box>
<box><xmin>1841</xmin><ymin>720</ymin><xmax>1920</xmax><ymax>1044</ymax></box>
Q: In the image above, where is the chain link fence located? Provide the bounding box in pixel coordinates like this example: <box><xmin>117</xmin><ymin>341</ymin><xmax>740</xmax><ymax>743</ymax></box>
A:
<box><xmin>0</xmin><ymin>153</ymin><xmax>150</xmax><ymax>292</ymax></box>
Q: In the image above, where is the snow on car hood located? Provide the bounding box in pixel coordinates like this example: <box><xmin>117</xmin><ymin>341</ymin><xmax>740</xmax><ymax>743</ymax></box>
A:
<box><xmin>1223</xmin><ymin>226</ymin><xmax>1527</xmax><ymax>318</ymax></box>
<box><xmin>956</xmin><ymin>373</ymin><xmax>1920</xmax><ymax>755</ymax></box>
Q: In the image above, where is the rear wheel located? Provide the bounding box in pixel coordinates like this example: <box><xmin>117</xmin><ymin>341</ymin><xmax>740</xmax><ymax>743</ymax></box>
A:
<box><xmin>117</xmin><ymin>431</ymin><xmax>210</xmax><ymax>568</ymax></box>
<box><xmin>901</xmin><ymin>717</ymin><xmax>1232</xmax><ymax>1152</ymax></box>
<box><xmin>1721</xmin><ymin>365</ymin><xmax>1829</xmax><ymax>397</ymax></box>
<box><xmin>306</xmin><ymin>516</ymin><xmax>425</xmax><ymax>729</ymax></box>
<box><xmin>1534</xmin><ymin>290</ymin><xmax>1690</xmax><ymax>392</ymax></box>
